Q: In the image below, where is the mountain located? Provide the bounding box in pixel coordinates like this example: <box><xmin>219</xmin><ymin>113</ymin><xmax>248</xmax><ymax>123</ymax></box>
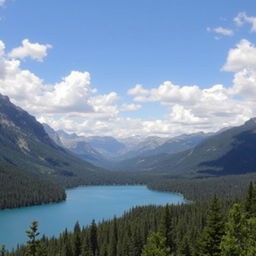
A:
<box><xmin>0</xmin><ymin>94</ymin><xmax>113</xmax><ymax>187</ymax></box>
<box><xmin>43</xmin><ymin>123</ymin><xmax>63</xmax><ymax>146</ymax></box>
<box><xmin>84</xmin><ymin>136</ymin><xmax>126</xmax><ymax>158</ymax></box>
<box><xmin>116</xmin><ymin>119</ymin><xmax>256</xmax><ymax>177</ymax></box>
<box><xmin>56</xmin><ymin>130</ymin><xmax>107</xmax><ymax>167</ymax></box>
<box><xmin>117</xmin><ymin>136</ymin><xmax>168</xmax><ymax>160</ymax></box>
<box><xmin>118</xmin><ymin>133</ymin><xmax>209</xmax><ymax>160</ymax></box>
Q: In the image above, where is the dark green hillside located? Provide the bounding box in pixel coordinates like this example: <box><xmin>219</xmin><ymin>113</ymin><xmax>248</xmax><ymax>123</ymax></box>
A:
<box><xmin>0</xmin><ymin>94</ymin><xmax>113</xmax><ymax>187</ymax></box>
<box><xmin>0</xmin><ymin>161</ymin><xmax>66</xmax><ymax>209</ymax></box>
<box><xmin>117</xmin><ymin>118</ymin><xmax>256</xmax><ymax>178</ymax></box>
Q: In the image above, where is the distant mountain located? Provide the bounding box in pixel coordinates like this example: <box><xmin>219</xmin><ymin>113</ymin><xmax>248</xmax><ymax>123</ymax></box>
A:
<box><xmin>118</xmin><ymin>133</ymin><xmax>209</xmax><ymax>160</ymax></box>
<box><xmin>84</xmin><ymin>136</ymin><xmax>126</xmax><ymax>158</ymax></box>
<box><xmin>116</xmin><ymin>119</ymin><xmax>256</xmax><ymax>177</ymax></box>
<box><xmin>56</xmin><ymin>130</ymin><xmax>107</xmax><ymax>167</ymax></box>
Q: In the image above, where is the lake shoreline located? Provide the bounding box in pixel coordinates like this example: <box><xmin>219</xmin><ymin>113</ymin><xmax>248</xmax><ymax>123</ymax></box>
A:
<box><xmin>0</xmin><ymin>185</ymin><xmax>185</xmax><ymax>250</ymax></box>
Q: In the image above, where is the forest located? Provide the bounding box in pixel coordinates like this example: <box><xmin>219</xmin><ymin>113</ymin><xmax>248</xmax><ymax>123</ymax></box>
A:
<box><xmin>2</xmin><ymin>179</ymin><xmax>256</xmax><ymax>255</ymax></box>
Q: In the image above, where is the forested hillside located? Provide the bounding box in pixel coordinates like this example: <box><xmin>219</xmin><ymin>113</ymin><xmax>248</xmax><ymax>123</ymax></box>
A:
<box><xmin>116</xmin><ymin>118</ymin><xmax>256</xmax><ymax>178</ymax></box>
<box><xmin>0</xmin><ymin>161</ymin><xmax>66</xmax><ymax>209</ymax></box>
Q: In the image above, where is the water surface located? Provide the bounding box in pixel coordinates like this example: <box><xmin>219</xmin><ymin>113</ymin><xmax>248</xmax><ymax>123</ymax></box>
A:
<box><xmin>0</xmin><ymin>185</ymin><xmax>185</xmax><ymax>249</ymax></box>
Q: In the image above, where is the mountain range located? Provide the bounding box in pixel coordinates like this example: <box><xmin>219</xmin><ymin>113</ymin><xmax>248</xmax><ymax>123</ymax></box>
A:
<box><xmin>2</xmin><ymin>92</ymin><xmax>256</xmax><ymax>208</ymax></box>
<box><xmin>45</xmin><ymin>127</ymin><xmax>210</xmax><ymax>167</ymax></box>
<box><xmin>116</xmin><ymin>118</ymin><xmax>256</xmax><ymax>177</ymax></box>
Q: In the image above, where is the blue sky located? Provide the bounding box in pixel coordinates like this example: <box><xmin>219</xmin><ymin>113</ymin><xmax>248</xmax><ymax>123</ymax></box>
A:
<box><xmin>0</xmin><ymin>0</ymin><xmax>256</xmax><ymax>137</ymax></box>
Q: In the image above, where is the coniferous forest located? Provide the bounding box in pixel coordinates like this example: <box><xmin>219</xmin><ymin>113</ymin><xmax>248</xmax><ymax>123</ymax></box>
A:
<box><xmin>1</xmin><ymin>180</ymin><xmax>256</xmax><ymax>256</ymax></box>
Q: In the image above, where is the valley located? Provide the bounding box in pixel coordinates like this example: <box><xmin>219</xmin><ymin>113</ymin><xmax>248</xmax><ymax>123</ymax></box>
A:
<box><xmin>1</xmin><ymin>1</ymin><xmax>255</xmax><ymax>255</ymax></box>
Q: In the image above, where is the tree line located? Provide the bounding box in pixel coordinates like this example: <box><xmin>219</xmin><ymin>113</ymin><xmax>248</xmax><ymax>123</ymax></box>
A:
<box><xmin>2</xmin><ymin>181</ymin><xmax>256</xmax><ymax>255</ymax></box>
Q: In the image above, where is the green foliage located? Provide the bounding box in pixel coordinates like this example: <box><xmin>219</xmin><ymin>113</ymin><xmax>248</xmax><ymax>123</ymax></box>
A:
<box><xmin>220</xmin><ymin>203</ymin><xmax>247</xmax><ymax>256</ymax></box>
<box><xmin>141</xmin><ymin>232</ymin><xmax>171</xmax><ymax>256</ymax></box>
<box><xmin>25</xmin><ymin>221</ymin><xmax>46</xmax><ymax>256</ymax></box>
<box><xmin>90</xmin><ymin>220</ymin><xmax>98</xmax><ymax>256</ymax></box>
<box><xmin>160</xmin><ymin>205</ymin><xmax>173</xmax><ymax>251</ymax></box>
<box><xmin>198</xmin><ymin>195</ymin><xmax>224</xmax><ymax>256</ymax></box>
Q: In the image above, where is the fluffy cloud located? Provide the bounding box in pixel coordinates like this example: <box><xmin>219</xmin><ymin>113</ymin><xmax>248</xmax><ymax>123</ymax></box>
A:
<box><xmin>2</xmin><ymin>37</ymin><xmax>256</xmax><ymax>137</ymax></box>
<box><xmin>222</xmin><ymin>39</ymin><xmax>256</xmax><ymax>72</ymax></box>
<box><xmin>121</xmin><ymin>103</ymin><xmax>141</xmax><ymax>111</ymax></box>
<box><xmin>128</xmin><ymin>81</ymin><xmax>201</xmax><ymax>105</ymax></box>
<box><xmin>234</xmin><ymin>12</ymin><xmax>256</xmax><ymax>32</ymax></box>
<box><xmin>0</xmin><ymin>39</ymin><xmax>119</xmax><ymax>121</ymax></box>
<box><xmin>127</xmin><ymin>38</ymin><xmax>256</xmax><ymax>135</ymax></box>
<box><xmin>9</xmin><ymin>39</ymin><xmax>52</xmax><ymax>61</ymax></box>
<box><xmin>207</xmin><ymin>26</ymin><xmax>234</xmax><ymax>36</ymax></box>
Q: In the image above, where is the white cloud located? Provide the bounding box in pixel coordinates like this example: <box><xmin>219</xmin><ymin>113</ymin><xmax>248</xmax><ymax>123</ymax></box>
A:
<box><xmin>128</xmin><ymin>81</ymin><xmax>202</xmax><ymax>106</ymax></box>
<box><xmin>170</xmin><ymin>105</ymin><xmax>203</xmax><ymax>123</ymax></box>
<box><xmin>207</xmin><ymin>26</ymin><xmax>234</xmax><ymax>36</ymax></box>
<box><xmin>234</xmin><ymin>12</ymin><xmax>256</xmax><ymax>32</ymax></box>
<box><xmin>121</xmin><ymin>103</ymin><xmax>141</xmax><ymax>111</ymax></box>
<box><xmin>0</xmin><ymin>39</ymin><xmax>119</xmax><ymax>121</ymax></box>
<box><xmin>1</xmin><ymin>38</ymin><xmax>256</xmax><ymax>137</ymax></box>
<box><xmin>9</xmin><ymin>39</ymin><xmax>52</xmax><ymax>61</ymax></box>
<box><xmin>126</xmin><ymin>37</ymin><xmax>256</xmax><ymax>136</ymax></box>
<box><xmin>222</xmin><ymin>39</ymin><xmax>256</xmax><ymax>72</ymax></box>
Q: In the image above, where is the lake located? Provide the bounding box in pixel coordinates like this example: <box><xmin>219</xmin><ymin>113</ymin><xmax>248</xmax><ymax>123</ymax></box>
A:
<box><xmin>0</xmin><ymin>185</ymin><xmax>185</xmax><ymax>250</ymax></box>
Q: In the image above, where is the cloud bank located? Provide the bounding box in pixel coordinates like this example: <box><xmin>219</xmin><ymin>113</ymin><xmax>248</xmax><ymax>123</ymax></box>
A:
<box><xmin>0</xmin><ymin>37</ymin><xmax>256</xmax><ymax>137</ymax></box>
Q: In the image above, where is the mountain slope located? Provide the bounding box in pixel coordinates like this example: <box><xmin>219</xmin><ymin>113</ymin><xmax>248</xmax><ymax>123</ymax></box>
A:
<box><xmin>118</xmin><ymin>133</ymin><xmax>209</xmax><ymax>160</ymax></box>
<box><xmin>0</xmin><ymin>161</ymin><xmax>66</xmax><ymax>209</ymax></box>
<box><xmin>0</xmin><ymin>94</ymin><xmax>113</xmax><ymax>187</ymax></box>
<box><xmin>56</xmin><ymin>130</ymin><xmax>108</xmax><ymax>167</ymax></box>
<box><xmin>117</xmin><ymin>119</ymin><xmax>256</xmax><ymax>177</ymax></box>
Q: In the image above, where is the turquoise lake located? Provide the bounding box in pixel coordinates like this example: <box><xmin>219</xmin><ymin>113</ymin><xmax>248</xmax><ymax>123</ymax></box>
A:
<box><xmin>0</xmin><ymin>185</ymin><xmax>185</xmax><ymax>250</ymax></box>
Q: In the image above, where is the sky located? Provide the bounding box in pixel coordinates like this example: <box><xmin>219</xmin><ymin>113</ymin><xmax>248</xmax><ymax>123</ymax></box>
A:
<box><xmin>0</xmin><ymin>0</ymin><xmax>256</xmax><ymax>137</ymax></box>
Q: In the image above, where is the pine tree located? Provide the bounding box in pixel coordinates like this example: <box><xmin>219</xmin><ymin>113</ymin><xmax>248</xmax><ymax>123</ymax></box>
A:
<box><xmin>25</xmin><ymin>221</ymin><xmax>40</xmax><ymax>256</ymax></box>
<box><xmin>61</xmin><ymin>229</ymin><xmax>73</xmax><ymax>256</ymax></box>
<box><xmin>109</xmin><ymin>217</ymin><xmax>118</xmax><ymax>256</ymax></box>
<box><xmin>220</xmin><ymin>203</ymin><xmax>247</xmax><ymax>256</ymax></box>
<box><xmin>160</xmin><ymin>204</ymin><xmax>174</xmax><ymax>251</ymax></box>
<box><xmin>141</xmin><ymin>232</ymin><xmax>171</xmax><ymax>256</ymax></box>
<box><xmin>245</xmin><ymin>217</ymin><xmax>256</xmax><ymax>256</ymax></box>
<box><xmin>244</xmin><ymin>181</ymin><xmax>256</xmax><ymax>218</ymax></box>
<box><xmin>178</xmin><ymin>235</ymin><xmax>192</xmax><ymax>256</ymax></box>
<box><xmin>198</xmin><ymin>195</ymin><xmax>224</xmax><ymax>256</ymax></box>
<box><xmin>90</xmin><ymin>219</ymin><xmax>98</xmax><ymax>256</ymax></box>
<box><xmin>73</xmin><ymin>222</ymin><xmax>82</xmax><ymax>256</ymax></box>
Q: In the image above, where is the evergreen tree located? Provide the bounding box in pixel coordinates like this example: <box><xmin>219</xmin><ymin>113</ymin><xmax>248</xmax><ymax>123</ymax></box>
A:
<box><xmin>160</xmin><ymin>205</ymin><xmax>173</xmax><ymax>251</ymax></box>
<box><xmin>245</xmin><ymin>217</ymin><xmax>256</xmax><ymax>256</ymax></box>
<box><xmin>25</xmin><ymin>221</ymin><xmax>40</xmax><ymax>256</ymax></box>
<box><xmin>141</xmin><ymin>232</ymin><xmax>171</xmax><ymax>256</ymax></box>
<box><xmin>198</xmin><ymin>195</ymin><xmax>224</xmax><ymax>256</ymax></box>
<box><xmin>178</xmin><ymin>235</ymin><xmax>192</xmax><ymax>256</ymax></box>
<box><xmin>132</xmin><ymin>227</ymin><xmax>144</xmax><ymax>256</ymax></box>
<box><xmin>244</xmin><ymin>181</ymin><xmax>256</xmax><ymax>218</ymax></box>
<box><xmin>61</xmin><ymin>229</ymin><xmax>73</xmax><ymax>256</ymax></box>
<box><xmin>73</xmin><ymin>222</ymin><xmax>82</xmax><ymax>256</ymax></box>
<box><xmin>220</xmin><ymin>203</ymin><xmax>247</xmax><ymax>256</ymax></box>
<box><xmin>109</xmin><ymin>217</ymin><xmax>118</xmax><ymax>256</ymax></box>
<box><xmin>90</xmin><ymin>219</ymin><xmax>98</xmax><ymax>256</ymax></box>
